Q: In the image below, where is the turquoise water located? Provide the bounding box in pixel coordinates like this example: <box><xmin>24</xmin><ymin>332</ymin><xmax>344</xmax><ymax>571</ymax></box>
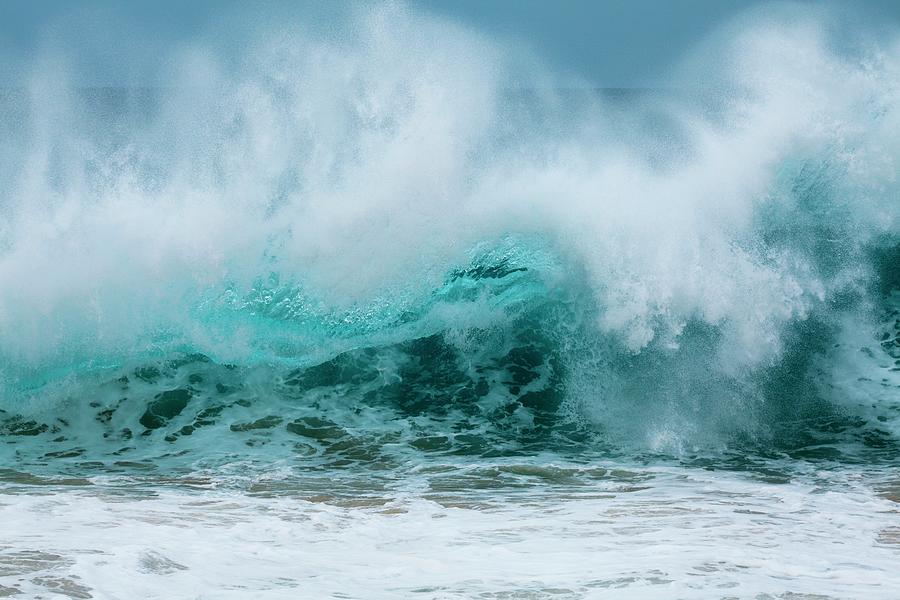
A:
<box><xmin>0</xmin><ymin>4</ymin><xmax>899</xmax><ymax>598</ymax></box>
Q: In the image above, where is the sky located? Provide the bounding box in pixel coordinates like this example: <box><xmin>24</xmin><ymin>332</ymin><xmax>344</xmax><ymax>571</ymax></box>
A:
<box><xmin>0</xmin><ymin>0</ymin><xmax>899</xmax><ymax>87</ymax></box>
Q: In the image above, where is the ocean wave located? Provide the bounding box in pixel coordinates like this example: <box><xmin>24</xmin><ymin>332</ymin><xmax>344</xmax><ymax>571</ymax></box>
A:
<box><xmin>0</xmin><ymin>3</ymin><xmax>898</xmax><ymax>461</ymax></box>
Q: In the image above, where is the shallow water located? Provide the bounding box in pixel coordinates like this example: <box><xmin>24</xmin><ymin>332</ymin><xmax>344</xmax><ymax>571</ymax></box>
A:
<box><xmin>1</xmin><ymin>459</ymin><xmax>899</xmax><ymax>599</ymax></box>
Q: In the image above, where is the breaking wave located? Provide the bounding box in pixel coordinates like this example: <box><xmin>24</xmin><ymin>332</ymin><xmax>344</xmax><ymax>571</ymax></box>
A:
<box><xmin>0</xmin><ymin>3</ymin><xmax>898</xmax><ymax>469</ymax></box>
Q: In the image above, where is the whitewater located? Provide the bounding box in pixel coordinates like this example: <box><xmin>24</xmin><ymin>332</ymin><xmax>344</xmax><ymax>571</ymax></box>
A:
<box><xmin>0</xmin><ymin>2</ymin><xmax>898</xmax><ymax>598</ymax></box>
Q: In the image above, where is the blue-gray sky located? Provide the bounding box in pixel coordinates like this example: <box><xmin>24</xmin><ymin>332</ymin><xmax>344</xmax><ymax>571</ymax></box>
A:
<box><xmin>1</xmin><ymin>0</ymin><xmax>899</xmax><ymax>86</ymax></box>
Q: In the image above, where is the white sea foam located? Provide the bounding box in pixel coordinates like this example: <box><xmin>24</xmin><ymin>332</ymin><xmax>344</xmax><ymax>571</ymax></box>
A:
<box><xmin>1</xmin><ymin>462</ymin><xmax>898</xmax><ymax>599</ymax></box>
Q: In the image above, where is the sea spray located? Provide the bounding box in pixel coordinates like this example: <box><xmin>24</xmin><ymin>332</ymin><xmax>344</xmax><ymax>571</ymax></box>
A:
<box><xmin>0</xmin><ymin>2</ymin><xmax>898</xmax><ymax>461</ymax></box>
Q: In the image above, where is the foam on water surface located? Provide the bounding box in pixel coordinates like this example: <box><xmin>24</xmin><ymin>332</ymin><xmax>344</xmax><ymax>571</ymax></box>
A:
<box><xmin>1</xmin><ymin>462</ymin><xmax>899</xmax><ymax>599</ymax></box>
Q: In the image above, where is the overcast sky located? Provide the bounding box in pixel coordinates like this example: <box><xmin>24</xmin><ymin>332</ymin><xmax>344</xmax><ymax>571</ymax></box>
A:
<box><xmin>1</xmin><ymin>0</ymin><xmax>898</xmax><ymax>87</ymax></box>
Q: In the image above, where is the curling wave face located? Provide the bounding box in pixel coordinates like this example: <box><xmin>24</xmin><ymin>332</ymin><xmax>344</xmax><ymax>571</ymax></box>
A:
<box><xmin>0</xmin><ymin>4</ymin><xmax>899</xmax><ymax>471</ymax></box>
